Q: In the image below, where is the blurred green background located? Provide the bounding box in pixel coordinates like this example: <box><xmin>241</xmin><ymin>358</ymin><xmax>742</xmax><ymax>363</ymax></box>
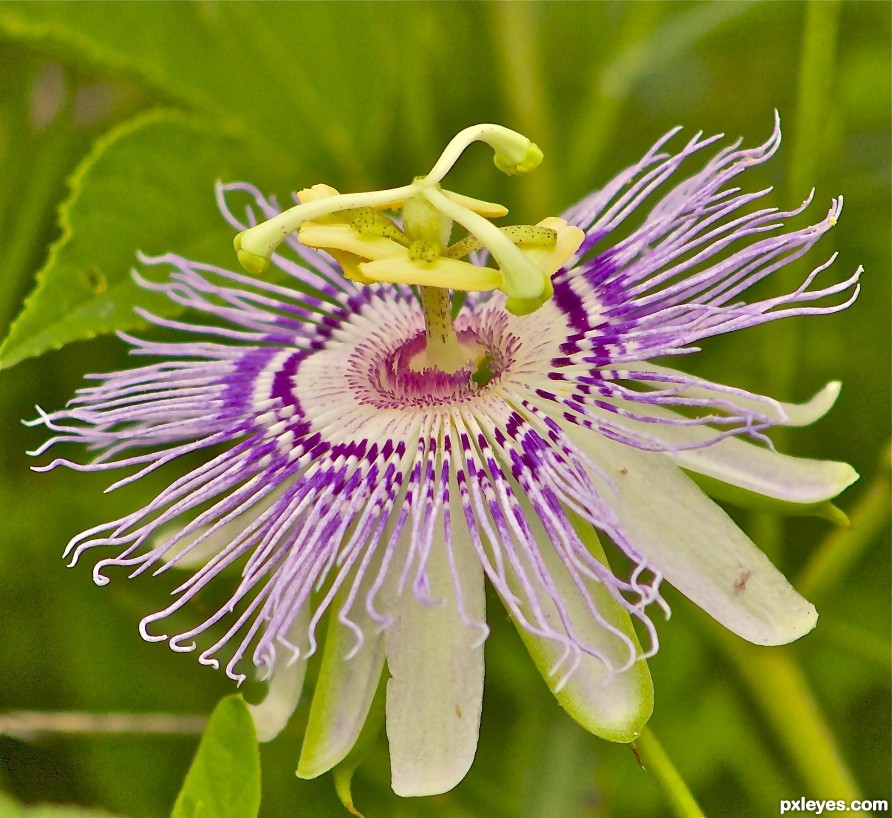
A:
<box><xmin>0</xmin><ymin>2</ymin><xmax>888</xmax><ymax>817</ymax></box>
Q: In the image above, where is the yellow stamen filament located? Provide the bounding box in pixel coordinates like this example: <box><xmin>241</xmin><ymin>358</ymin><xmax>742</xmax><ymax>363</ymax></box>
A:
<box><xmin>233</xmin><ymin>124</ymin><xmax>579</xmax><ymax>346</ymax></box>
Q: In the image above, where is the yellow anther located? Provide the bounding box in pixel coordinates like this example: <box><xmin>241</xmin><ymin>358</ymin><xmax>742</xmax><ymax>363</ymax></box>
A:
<box><xmin>327</xmin><ymin>249</ymin><xmax>375</xmax><ymax>284</ymax></box>
<box><xmin>359</xmin><ymin>256</ymin><xmax>503</xmax><ymax>291</ymax></box>
<box><xmin>502</xmin><ymin>219</ymin><xmax>582</xmax><ymax>314</ymax></box>
<box><xmin>520</xmin><ymin>218</ymin><xmax>585</xmax><ymax>278</ymax></box>
<box><xmin>344</xmin><ymin>207</ymin><xmax>408</xmax><ymax>244</ymax></box>
<box><xmin>506</xmin><ymin>225</ymin><xmax>558</xmax><ymax>246</ymax></box>
<box><xmin>296</xmin><ymin>184</ymin><xmax>340</xmax><ymax>204</ymax></box>
<box><xmin>446</xmin><ymin>224</ymin><xmax>557</xmax><ymax>260</ymax></box>
<box><xmin>298</xmin><ymin>223</ymin><xmax>405</xmax><ymax>261</ymax></box>
<box><xmin>441</xmin><ymin>190</ymin><xmax>508</xmax><ymax>219</ymax></box>
<box><xmin>231</xmin><ymin>124</ymin><xmax>573</xmax><ymax>319</ymax></box>
<box><xmin>408</xmin><ymin>239</ymin><xmax>442</xmax><ymax>264</ymax></box>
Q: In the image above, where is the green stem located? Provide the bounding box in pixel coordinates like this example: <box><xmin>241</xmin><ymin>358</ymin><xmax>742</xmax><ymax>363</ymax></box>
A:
<box><xmin>488</xmin><ymin>1</ymin><xmax>557</xmax><ymax>214</ymax></box>
<box><xmin>767</xmin><ymin>0</ymin><xmax>843</xmax><ymax>418</ymax></box>
<box><xmin>798</xmin><ymin>444</ymin><xmax>891</xmax><ymax>602</ymax></box>
<box><xmin>713</xmin><ymin>630</ymin><xmax>861</xmax><ymax>802</ymax></box>
<box><xmin>817</xmin><ymin>619</ymin><xmax>892</xmax><ymax>671</ymax></box>
<box><xmin>789</xmin><ymin>0</ymin><xmax>842</xmax><ymax>198</ymax></box>
<box><xmin>525</xmin><ymin>714</ymin><xmax>590</xmax><ymax>818</ymax></box>
<box><xmin>567</xmin><ymin>2</ymin><xmax>752</xmax><ymax>184</ymax></box>
<box><xmin>751</xmin><ymin>0</ymin><xmax>842</xmax><ymax>558</ymax></box>
<box><xmin>0</xmin><ymin>61</ymin><xmax>85</xmax><ymax>331</ymax></box>
<box><xmin>567</xmin><ymin>2</ymin><xmax>662</xmax><ymax>184</ymax></box>
<box><xmin>0</xmin><ymin>127</ymin><xmax>78</xmax><ymax>324</ymax></box>
<box><xmin>636</xmin><ymin>727</ymin><xmax>705</xmax><ymax>818</ymax></box>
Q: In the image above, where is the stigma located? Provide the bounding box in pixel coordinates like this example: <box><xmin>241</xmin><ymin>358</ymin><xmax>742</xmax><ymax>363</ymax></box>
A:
<box><xmin>233</xmin><ymin>125</ymin><xmax>584</xmax><ymax>316</ymax></box>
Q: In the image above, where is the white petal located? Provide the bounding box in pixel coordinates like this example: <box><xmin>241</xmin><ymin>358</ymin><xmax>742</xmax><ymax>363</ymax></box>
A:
<box><xmin>297</xmin><ymin>604</ymin><xmax>386</xmax><ymax>778</ymax></box>
<box><xmin>507</xmin><ymin>512</ymin><xmax>653</xmax><ymax>741</ymax></box>
<box><xmin>604</xmin><ymin>401</ymin><xmax>858</xmax><ymax>504</ymax></box>
<box><xmin>777</xmin><ymin>381</ymin><xmax>842</xmax><ymax>426</ymax></box>
<box><xmin>673</xmin><ymin>436</ymin><xmax>858</xmax><ymax>504</ymax></box>
<box><xmin>629</xmin><ymin>362</ymin><xmax>841</xmax><ymax>426</ymax></box>
<box><xmin>564</xmin><ymin>426</ymin><xmax>818</xmax><ymax>645</ymax></box>
<box><xmin>247</xmin><ymin>606</ymin><xmax>310</xmax><ymax>742</ymax></box>
<box><xmin>157</xmin><ymin>488</ymin><xmax>284</xmax><ymax>569</ymax></box>
<box><xmin>156</xmin><ymin>519</ymin><xmax>242</xmax><ymax>569</ymax></box>
<box><xmin>382</xmin><ymin>514</ymin><xmax>485</xmax><ymax>797</ymax></box>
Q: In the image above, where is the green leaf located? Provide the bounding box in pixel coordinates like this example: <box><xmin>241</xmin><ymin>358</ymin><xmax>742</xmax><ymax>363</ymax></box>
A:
<box><xmin>171</xmin><ymin>695</ymin><xmax>261</xmax><ymax>818</ymax></box>
<box><xmin>0</xmin><ymin>791</ymin><xmax>125</xmax><ymax>817</ymax></box>
<box><xmin>0</xmin><ymin>108</ymin><xmax>241</xmax><ymax>370</ymax></box>
<box><xmin>0</xmin><ymin>52</ymin><xmax>89</xmax><ymax>331</ymax></box>
<box><xmin>0</xmin><ymin>3</ymin><xmax>416</xmax><ymax>184</ymax></box>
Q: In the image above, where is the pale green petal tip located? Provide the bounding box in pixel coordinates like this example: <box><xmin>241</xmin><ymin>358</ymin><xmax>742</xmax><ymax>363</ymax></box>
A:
<box><xmin>246</xmin><ymin>656</ymin><xmax>307</xmax><ymax>743</ymax></box>
<box><xmin>764</xmin><ymin>601</ymin><xmax>819</xmax><ymax>646</ymax></box>
<box><xmin>296</xmin><ymin>721</ymin><xmax>341</xmax><ymax>780</ymax></box>
<box><xmin>295</xmin><ymin>644</ymin><xmax>386</xmax><ymax>779</ymax></box>
<box><xmin>516</xmin><ymin>623</ymin><xmax>654</xmax><ymax>743</ymax></box>
<box><xmin>555</xmin><ymin>660</ymin><xmax>654</xmax><ymax>743</ymax></box>
<box><xmin>836</xmin><ymin>462</ymin><xmax>860</xmax><ymax>493</ymax></box>
<box><xmin>296</xmin><ymin>621</ymin><xmax>386</xmax><ymax>780</ymax></box>
<box><xmin>295</xmin><ymin>754</ymin><xmax>318</xmax><ymax>780</ymax></box>
<box><xmin>720</xmin><ymin>582</ymin><xmax>818</xmax><ymax>647</ymax></box>
<box><xmin>684</xmin><ymin>461</ymin><xmax>859</xmax><ymax>519</ymax></box>
<box><xmin>300</xmin><ymin>663</ymin><xmax>385</xmax><ymax>815</ymax></box>
<box><xmin>511</xmin><ymin>506</ymin><xmax>654</xmax><ymax>743</ymax></box>
<box><xmin>783</xmin><ymin>380</ymin><xmax>842</xmax><ymax>426</ymax></box>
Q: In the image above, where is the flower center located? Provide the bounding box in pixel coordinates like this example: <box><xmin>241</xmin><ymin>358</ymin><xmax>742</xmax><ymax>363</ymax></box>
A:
<box><xmin>336</xmin><ymin>303</ymin><xmax>517</xmax><ymax>411</ymax></box>
<box><xmin>231</xmin><ymin>124</ymin><xmax>585</xmax><ymax>376</ymax></box>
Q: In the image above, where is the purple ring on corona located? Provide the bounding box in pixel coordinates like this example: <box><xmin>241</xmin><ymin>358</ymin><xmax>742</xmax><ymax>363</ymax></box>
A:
<box><xmin>29</xmin><ymin>117</ymin><xmax>860</xmax><ymax>797</ymax></box>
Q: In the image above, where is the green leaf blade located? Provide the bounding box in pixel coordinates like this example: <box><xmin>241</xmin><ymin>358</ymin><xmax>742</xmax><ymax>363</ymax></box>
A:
<box><xmin>0</xmin><ymin>108</ymin><xmax>242</xmax><ymax>370</ymax></box>
<box><xmin>171</xmin><ymin>695</ymin><xmax>261</xmax><ymax>818</ymax></box>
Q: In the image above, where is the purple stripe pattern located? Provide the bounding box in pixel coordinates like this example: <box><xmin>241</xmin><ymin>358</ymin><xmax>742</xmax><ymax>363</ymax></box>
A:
<box><xmin>30</xmin><ymin>119</ymin><xmax>859</xmax><ymax>787</ymax></box>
